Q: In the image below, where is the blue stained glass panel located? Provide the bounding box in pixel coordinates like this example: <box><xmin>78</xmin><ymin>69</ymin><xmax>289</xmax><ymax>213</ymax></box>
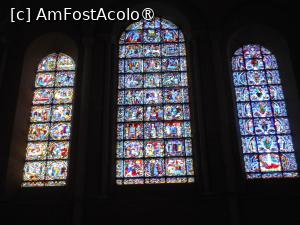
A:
<box><xmin>125</xmin><ymin>45</ymin><xmax>143</xmax><ymax>58</ymax></box>
<box><xmin>278</xmin><ymin>135</ymin><xmax>294</xmax><ymax>152</ymax></box>
<box><xmin>124</xmin><ymin>141</ymin><xmax>143</xmax><ymax>158</ymax></box>
<box><xmin>237</xmin><ymin>102</ymin><xmax>252</xmax><ymax>118</ymax></box>
<box><xmin>125</xmin><ymin>90</ymin><xmax>143</xmax><ymax>105</ymax></box>
<box><xmin>124</xmin><ymin>123</ymin><xmax>143</xmax><ymax>139</ymax></box>
<box><xmin>251</xmin><ymin>102</ymin><xmax>272</xmax><ymax>117</ymax></box>
<box><xmin>143</xmin><ymin>29</ymin><xmax>161</xmax><ymax>43</ymax></box>
<box><xmin>233</xmin><ymin>72</ymin><xmax>247</xmax><ymax>86</ymax></box>
<box><xmin>256</xmin><ymin>136</ymin><xmax>278</xmax><ymax>153</ymax></box>
<box><xmin>144</xmin><ymin>18</ymin><xmax>160</xmax><ymax>29</ymax></box>
<box><xmin>125</xmin><ymin>59</ymin><xmax>143</xmax><ymax>73</ymax></box>
<box><xmin>144</xmin><ymin>122</ymin><xmax>164</xmax><ymax>139</ymax></box>
<box><xmin>185</xmin><ymin>139</ymin><xmax>193</xmax><ymax>156</ymax></box>
<box><xmin>124</xmin><ymin>106</ymin><xmax>143</xmax><ymax>122</ymax></box>
<box><xmin>164</xmin><ymin>122</ymin><xmax>183</xmax><ymax>138</ymax></box>
<box><xmin>145</xmin><ymin>140</ymin><xmax>164</xmax><ymax>157</ymax></box>
<box><xmin>239</xmin><ymin>119</ymin><xmax>254</xmax><ymax>135</ymax></box>
<box><xmin>163</xmin><ymin>73</ymin><xmax>185</xmax><ymax>87</ymax></box>
<box><xmin>275</xmin><ymin>118</ymin><xmax>290</xmax><ymax>134</ymax></box>
<box><xmin>247</xmin><ymin>71</ymin><xmax>267</xmax><ymax>85</ymax></box>
<box><xmin>245</xmin><ymin>58</ymin><xmax>264</xmax><ymax>70</ymax></box>
<box><xmin>281</xmin><ymin>153</ymin><xmax>298</xmax><ymax>171</ymax></box>
<box><xmin>163</xmin><ymin>88</ymin><xmax>183</xmax><ymax>103</ymax></box>
<box><xmin>165</xmin><ymin>139</ymin><xmax>185</xmax><ymax>156</ymax></box>
<box><xmin>124</xmin><ymin>74</ymin><xmax>143</xmax><ymax>89</ymax></box>
<box><xmin>266</xmin><ymin>70</ymin><xmax>281</xmax><ymax>84</ymax></box>
<box><xmin>249</xmin><ymin>86</ymin><xmax>270</xmax><ymax>101</ymax></box>
<box><xmin>244</xmin><ymin>154</ymin><xmax>260</xmax><ymax>172</ymax></box>
<box><xmin>125</xmin><ymin>30</ymin><xmax>143</xmax><ymax>43</ymax></box>
<box><xmin>144</xmin><ymin>106</ymin><xmax>163</xmax><ymax>121</ymax></box>
<box><xmin>55</xmin><ymin>72</ymin><xmax>75</xmax><ymax>87</ymax></box>
<box><xmin>254</xmin><ymin>118</ymin><xmax>276</xmax><ymax>135</ymax></box>
<box><xmin>162</xmin><ymin>44</ymin><xmax>179</xmax><ymax>56</ymax></box>
<box><xmin>243</xmin><ymin>44</ymin><xmax>262</xmax><ymax>58</ymax></box>
<box><xmin>269</xmin><ymin>85</ymin><xmax>284</xmax><ymax>100</ymax></box>
<box><xmin>162</xmin><ymin>58</ymin><xmax>180</xmax><ymax>71</ymax></box>
<box><xmin>144</xmin><ymin>159</ymin><xmax>165</xmax><ymax>177</ymax></box>
<box><xmin>263</xmin><ymin>55</ymin><xmax>278</xmax><ymax>69</ymax></box>
<box><xmin>235</xmin><ymin>87</ymin><xmax>249</xmax><ymax>102</ymax></box>
<box><xmin>144</xmin><ymin>73</ymin><xmax>161</xmax><ymax>88</ymax></box>
<box><xmin>144</xmin><ymin>58</ymin><xmax>161</xmax><ymax>72</ymax></box>
<box><xmin>241</xmin><ymin>137</ymin><xmax>257</xmax><ymax>153</ymax></box>
<box><xmin>143</xmin><ymin>44</ymin><xmax>161</xmax><ymax>57</ymax></box>
<box><xmin>144</xmin><ymin>89</ymin><xmax>162</xmax><ymax>104</ymax></box>
<box><xmin>232</xmin><ymin>56</ymin><xmax>245</xmax><ymax>71</ymax></box>
<box><xmin>164</xmin><ymin>105</ymin><xmax>183</xmax><ymax>120</ymax></box>
<box><xmin>272</xmin><ymin>101</ymin><xmax>287</xmax><ymax>116</ymax></box>
<box><xmin>161</xmin><ymin>30</ymin><xmax>178</xmax><ymax>43</ymax></box>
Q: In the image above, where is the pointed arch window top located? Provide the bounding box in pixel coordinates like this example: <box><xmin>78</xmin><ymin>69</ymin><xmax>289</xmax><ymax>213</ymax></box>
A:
<box><xmin>38</xmin><ymin>53</ymin><xmax>76</xmax><ymax>72</ymax></box>
<box><xmin>116</xmin><ymin>17</ymin><xmax>194</xmax><ymax>185</ymax></box>
<box><xmin>231</xmin><ymin>44</ymin><xmax>298</xmax><ymax>179</ymax></box>
<box><xmin>119</xmin><ymin>17</ymin><xmax>185</xmax><ymax>45</ymax></box>
<box><xmin>22</xmin><ymin>52</ymin><xmax>76</xmax><ymax>187</ymax></box>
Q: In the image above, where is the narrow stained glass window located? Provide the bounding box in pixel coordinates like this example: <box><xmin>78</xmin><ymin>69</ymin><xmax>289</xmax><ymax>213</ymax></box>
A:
<box><xmin>22</xmin><ymin>53</ymin><xmax>76</xmax><ymax>187</ymax></box>
<box><xmin>232</xmin><ymin>44</ymin><xmax>298</xmax><ymax>179</ymax></box>
<box><xmin>116</xmin><ymin>17</ymin><xmax>195</xmax><ymax>185</ymax></box>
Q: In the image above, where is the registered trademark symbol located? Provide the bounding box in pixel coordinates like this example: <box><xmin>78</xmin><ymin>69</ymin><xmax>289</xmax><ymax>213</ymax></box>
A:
<box><xmin>142</xmin><ymin>8</ymin><xmax>154</xmax><ymax>21</ymax></box>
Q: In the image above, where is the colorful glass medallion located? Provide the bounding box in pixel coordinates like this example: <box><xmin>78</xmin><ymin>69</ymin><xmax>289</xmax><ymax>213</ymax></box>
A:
<box><xmin>55</xmin><ymin>72</ymin><xmax>75</xmax><ymax>87</ymax></box>
<box><xmin>25</xmin><ymin>142</ymin><xmax>48</xmax><ymax>160</ymax></box>
<box><xmin>51</xmin><ymin>105</ymin><xmax>73</xmax><ymax>122</ymax></box>
<box><xmin>30</xmin><ymin>106</ymin><xmax>51</xmax><ymax>122</ymax></box>
<box><xmin>47</xmin><ymin>142</ymin><xmax>69</xmax><ymax>159</ymax></box>
<box><xmin>46</xmin><ymin>160</ymin><xmax>68</xmax><ymax>180</ymax></box>
<box><xmin>35</xmin><ymin>72</ymin><xmax>55</xmax><ymax>87</ymax></box>
<box><xmin>28</xmin><ymin>123</ymin><xmax>50</xmax><ymax>141</ymax></box>
<box><xmin>23</xmin><ymin>161</ymin><xmax>46</xmax><ymax>181</ymax></box>
<box><xmin>50</xmin><ymin>122</ymin><xmax>71</xmax><ymax>140</ymax></box>
<box><xmin>32</xmin><ymin>89</ymin><xmax>53</xmax><ymax>105</ymax></box>
<box><xmin>53</xmin><ymin>88</ymin><xmax>73</xmax><ymax>104</ymax></box>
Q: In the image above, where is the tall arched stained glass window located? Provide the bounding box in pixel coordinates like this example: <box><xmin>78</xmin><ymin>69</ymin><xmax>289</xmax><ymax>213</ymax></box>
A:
<box><xmin>22</xmin><ymin>53</ymin><xmax>76</xmax><ymax>187</ymax></box>
<box><xmin>232</xmin><ymin>44</ymin><xmax>298</xmax><ymax>179</ymax></box>
<box><xmin>116</xmin><ymin>17</ymin><xmax>195</xmax><ymax>185</ymax></box>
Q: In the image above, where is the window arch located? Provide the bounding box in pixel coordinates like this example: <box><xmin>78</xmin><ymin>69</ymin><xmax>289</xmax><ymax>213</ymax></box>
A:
<box><xmin>116</xmin><ymin>17</ymin><xmax>194</xmax><ymax>185</ymax></box>
<box><xmin>232</xmin><ymin>44</ymin><xmax>298</xmax><ymax>179</ymax></box>
<box><xmin>22</xmin><ymin>53</ymin><xmax>76</xmax><ymax>187</ymax></box>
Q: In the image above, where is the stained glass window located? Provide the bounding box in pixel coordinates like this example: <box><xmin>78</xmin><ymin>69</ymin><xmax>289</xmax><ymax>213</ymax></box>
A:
<box><xmin>232</xmin><ymin>44</ymin><xmax>298</xmax><ymax>179</ymax></box>
<box><xmin>22</xmin><ymin>53</ymin><xmax>76</xmax><ymax>187</ymax></box>
<box><xmin>116</xmin><ymin>17</ymin><xmax>195</xmax><ymax>185</ymax></box>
